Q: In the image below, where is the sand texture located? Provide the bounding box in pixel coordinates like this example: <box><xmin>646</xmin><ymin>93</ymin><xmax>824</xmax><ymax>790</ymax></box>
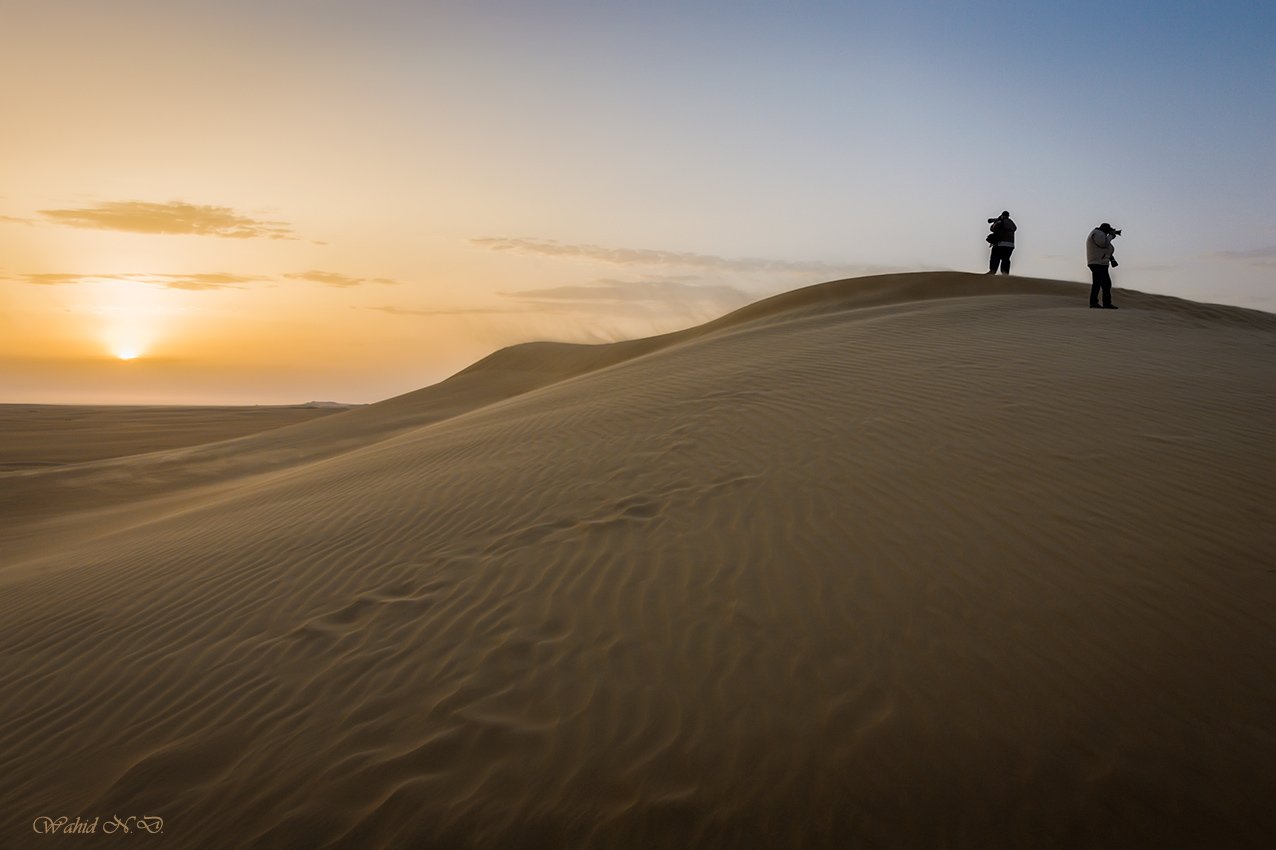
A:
<box><xmin>2</xmin><ymin>272</ymin><xmax>1275</xmax><ymax>848</ymax></box>
<box><xmin>0</xmin><ymin>403</ymin><xmax>355</xmax><ymax>469</ymax></box>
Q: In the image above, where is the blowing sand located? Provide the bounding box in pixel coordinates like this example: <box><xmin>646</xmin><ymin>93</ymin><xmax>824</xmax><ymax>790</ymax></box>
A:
<box><xmin>2</xmin><ymin>272</ymin><xmax>1274</xmax><ymax>848</ymax></box>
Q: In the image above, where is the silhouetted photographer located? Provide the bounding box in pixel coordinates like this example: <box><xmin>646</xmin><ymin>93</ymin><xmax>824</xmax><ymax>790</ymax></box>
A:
<box><xmin>1087</xmin><ymin>223</ymin><xmax>1121</xmax><ymax>309</ymax></box>
<box><xmin>985</xmin><ymin>211</ymin><xmax>1016</xmax><ymax>275</ymax></box>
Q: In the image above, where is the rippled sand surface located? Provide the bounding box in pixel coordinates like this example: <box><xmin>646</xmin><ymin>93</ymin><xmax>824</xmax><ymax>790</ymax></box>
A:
<box><xmin>0</xmin><ymin>403</ymin><xmax>354</xmax><ymax>468</ymax></box>
<box><xmin>3</xmin><ymin>273</ymin><xmax>1275</xmax><ymax>848</ymax></box>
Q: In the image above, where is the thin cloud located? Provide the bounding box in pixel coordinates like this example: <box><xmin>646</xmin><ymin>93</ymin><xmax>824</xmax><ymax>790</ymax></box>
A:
<box><xmin>149</xmin><ymin>273</ymin><xmax>257</xmax><ymax>291</ymax></box>
<box><xmin>20</xmin><ymin>273</ymin><xmax>86</xmax><ymax>285</ymax></box>
<box><xmin>285</xmin><ymin>270</ymin><xmax>401</xmax><ymax>288</ymax></box>
<box><xmin>507</xmin><ymin>279</ymin><xmax>753</xmax><ymax>306</ymax></box>
<box><xmin>12</xmin><ymin>272</ymin><xmax>256</xmax><ymax>290</ymax></box>
<box><xmin>363</xmin><ymin>279</ymin><xmax>757</xmax><ymax>322</ymax></box>
<box><xmin>11</xmin><ymin>268</ymin><xmax>405</xmax><ymax>291</ymax></box>
<box><xmin>470</xmin><ymin>236</ymin><xmax>898</xmax><ymax>277</ymax></box>
<box><xmin>1207</xmin><ymin>246</ymin><xmax>1276</xmax><ymax>267</ymax></box>
<box><xmin>499</xmin><ymin>277</ymin><xmax>759</xmax><ymax>320</ymax></box>
<box><xmin>366</xmin><ymin>305</ymin><xmax>518</xmax><ymax>316</ymax></box>
<box><xmin>38</xmin><ymin>201</ymin><xmax>294</xmax><ymax>239</ymax></box>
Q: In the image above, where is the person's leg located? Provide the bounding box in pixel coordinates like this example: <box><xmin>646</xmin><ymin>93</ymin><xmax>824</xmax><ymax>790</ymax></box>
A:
<box><xmin>1099</xmin><ymin>265</ymin><xmax>1113</xmax><ymax>307</ymax></box>
<box><xmin>1000</xmin><ymin>247</ymin><xmax>1013</xmax><ymax>275</ymax></box>
<box><xmin>1089</xmin><ymin>265</ymin><xmax>1103</xmax><ymax>306</ymax></box>
<box><xmin>989</xmin><ymin>246</ymin><xmax>1008</xmax><ymax>274</ymax></box>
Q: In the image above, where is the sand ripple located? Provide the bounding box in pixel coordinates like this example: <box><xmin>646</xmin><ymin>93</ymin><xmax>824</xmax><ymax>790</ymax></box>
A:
<box><xmin>2</xmin><ymin>273</ymin><xmax>1275</xmax><ymax>848</ymax></box>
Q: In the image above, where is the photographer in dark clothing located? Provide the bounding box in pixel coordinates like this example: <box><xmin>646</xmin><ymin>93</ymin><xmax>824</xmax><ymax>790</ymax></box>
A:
<box><xmin>986</xmin><ymin>211</ymin><xmax>1016</xmax><ymax>275</ymax></box>
<box><xmin>1087</xmin><ymin>223</ymin><xmax>1121</xmax><ymax>309</ymax></box>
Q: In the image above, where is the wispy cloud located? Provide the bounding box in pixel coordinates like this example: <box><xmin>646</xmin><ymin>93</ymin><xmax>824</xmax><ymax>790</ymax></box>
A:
<box><xmin>151</xmin><ymin>273</ymin><xmax>258</xmax><ymax>291</ymax></box>
<box><xmin>284</xmin><ymin>270</ymin><xmax>400</xmax><ymax>288</ymax></box>
<box><xmin>14</xmin><ymin>272</ymin><xmax>256</xmax><ymax>290</ymax></box>
<box><xmin>363</xmin><ymin>278</ymin><xmax>758</xmax><ymax>323</ymax></box>
<box><xmin>508</xmin><ymin>278</ymin><xmax>752</xmax><ymax>306</ymax></box>
<box><xmin>38</xmin><ymin>201</ymin><xmax>294</xmax><ymax>239</ymax></box>
<box><xmin>20</xmin><ymin>273</ymin><xmax>85</xmax><ymax>285</ymax></box>
<box><xmin>470</xmin><ymin>236</ymin><xmax>898</xmax><ymax>277</ymax></box>
<box><xmin>366</xmin><ymin>305</ymin><xmax>515</xmax><ymax>316</ymax></box>
<box><xmin>10</xmin><ymin>268</ymin><xmax>405</xmax><ymax>291</ymax></box>
<box><xmin>1207</xmin><ymin>246</ymin><xmax>1276</xmax><ymax>268</ymax></box>
<box><xmin>498</xmin><ymin>276</ymin><xmax>758</xmax><ymax>320</ymax></box>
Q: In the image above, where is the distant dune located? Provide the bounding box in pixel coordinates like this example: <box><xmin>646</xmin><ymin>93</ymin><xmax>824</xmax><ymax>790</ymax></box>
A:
<box><xmin>2</xmin><ymin>272</ymin><xmax>1275</xmax><ymax>848</ymax></box>
<box><xmin>0</xmin><ymin>403</ymin><xmax>355</xmax><ymax>468</ymax></box>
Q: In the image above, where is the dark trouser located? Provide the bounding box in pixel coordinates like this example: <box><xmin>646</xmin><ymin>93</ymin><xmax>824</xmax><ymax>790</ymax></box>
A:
<box><xmin>1089</xmin><ymin>264</ymin><xmax>1112</xmax><ymax>306</ymax></box>
<box><xmin>989</xmin><ymin>245</ymin><xmax>1013</xmax><ymax>274</ymax></box>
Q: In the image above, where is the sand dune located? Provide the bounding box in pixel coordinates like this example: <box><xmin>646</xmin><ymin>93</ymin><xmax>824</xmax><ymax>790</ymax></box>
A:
<box><xmin>2</xmin><ymin>272</ymin><xmax>1275</xmax><ymax>848</ymax></box>
<box><xmin>0</xmin><ymin>403</ymin><xmax>355</xmax><ymax>469</ymax></box>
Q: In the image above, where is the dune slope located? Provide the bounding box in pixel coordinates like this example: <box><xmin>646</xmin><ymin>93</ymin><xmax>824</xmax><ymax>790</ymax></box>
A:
<box><xmin>2</xmin><ymin>272</ymin><xmax>1275</xmax><ymax>848</ymax></box>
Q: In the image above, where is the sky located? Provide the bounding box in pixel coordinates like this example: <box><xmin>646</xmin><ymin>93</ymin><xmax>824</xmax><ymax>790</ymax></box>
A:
<box><xmin>2</xmin><ymin>0</ymin><xmax>1273</xmax><ymax>404</ymax></box>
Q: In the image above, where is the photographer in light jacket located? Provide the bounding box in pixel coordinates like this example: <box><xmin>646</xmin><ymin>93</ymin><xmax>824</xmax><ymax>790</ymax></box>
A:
<box><xmin>1087</xmin><ymin>223</ymin><xmax>1121</xmax><ymax>309</ymax></box>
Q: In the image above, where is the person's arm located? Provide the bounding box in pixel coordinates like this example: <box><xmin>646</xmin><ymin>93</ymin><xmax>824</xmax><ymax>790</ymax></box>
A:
<box><xmin>1097</xmin><ymin>232</ymin><xmax>1116</xmax><ymax>264</ymax></box>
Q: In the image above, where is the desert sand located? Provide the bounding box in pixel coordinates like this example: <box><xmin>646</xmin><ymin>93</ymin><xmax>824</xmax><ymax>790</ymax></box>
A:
<box><xmin>0</xmin><ymin>403</ymin><xmax>355</xmax><ymax>469</ymax></box>
<box><xmin>2</xmin><ymin>272</ymin><xmax>1275</xmax><ymax>848</ymax></box>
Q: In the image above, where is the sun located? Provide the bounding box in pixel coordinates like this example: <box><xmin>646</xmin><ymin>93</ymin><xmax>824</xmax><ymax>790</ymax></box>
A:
<box><xmin>111</xmin><ymin>342</ymin><xmax>146</xmax><ymax>360</ymax></box>
<box><xmin>105</xmin><ymin>328</ymin><xmax>151</xmax><ymax>361</ymax></box>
